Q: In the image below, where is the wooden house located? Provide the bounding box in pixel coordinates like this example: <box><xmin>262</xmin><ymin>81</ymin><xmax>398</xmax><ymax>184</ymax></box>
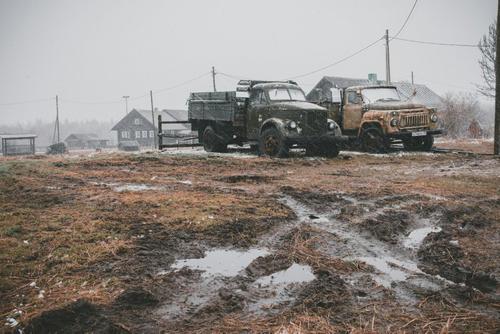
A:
<box><xmin>111</xmin><ymin>109</ymin><xmax>190</xmax><ymax>148</ymax></box>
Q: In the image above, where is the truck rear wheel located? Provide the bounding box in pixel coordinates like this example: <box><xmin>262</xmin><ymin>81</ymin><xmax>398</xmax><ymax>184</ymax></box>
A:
<box><xmin>361</xmin><ymin>126</ymin><xmax>389</xmax><ymax>153</ymax></box>
<box><xmin>202</xmin><ymin>126</ymin><xmax>226</xmax><ymax>153</ymax></box>
<box><xmin>259</xmin><ymin>127</ymin><xmax>289</xmax><ymax>158</ymax></box>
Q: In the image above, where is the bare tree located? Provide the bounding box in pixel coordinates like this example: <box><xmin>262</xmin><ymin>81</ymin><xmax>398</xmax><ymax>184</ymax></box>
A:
<box><xmin>478</xmin><ymin>21</ymin><xmax>496</xmax><ymax>98</ymax></box>
<box><xmin>441</xmin><ymin>92</ymin><xmax>483</xmax><ymax>138</ymax></box>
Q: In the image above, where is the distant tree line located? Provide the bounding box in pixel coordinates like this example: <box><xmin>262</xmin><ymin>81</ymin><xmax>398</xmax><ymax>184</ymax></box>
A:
<box><xmin>0</xmin><ymin>119</ymin><xmax>116</xmax><ymax>148</ymax></box>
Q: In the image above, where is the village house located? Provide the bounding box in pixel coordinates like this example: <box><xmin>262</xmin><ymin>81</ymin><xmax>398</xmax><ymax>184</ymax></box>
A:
<box><xmin>111</xmin><ymin>109</ymin><xmax>191</xmax><ymax>148</ymax></box>
<box><xmin>306</xmin><ymin>75</ymin><xmax>443</xmax><ymax>110</ymax></box>
<box><xmin>64</xmin><ymin>133</ymin><xmax>110</xmax><ymax>150</ymax></box>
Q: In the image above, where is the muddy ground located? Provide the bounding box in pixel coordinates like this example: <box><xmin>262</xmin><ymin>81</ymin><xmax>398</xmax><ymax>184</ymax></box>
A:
<box><xmin>0</xmin><ymin>143</ymin><xmax>499</xmax><ymax>333</ymax></box>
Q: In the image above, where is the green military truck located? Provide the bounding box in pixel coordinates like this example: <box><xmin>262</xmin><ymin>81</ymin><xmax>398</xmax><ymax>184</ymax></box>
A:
<box><xmin>312</xmin><ymin>85</ymin><xmax>443</xmax><ymax>152</ymax></box>
<box><xmin>187</xmin><ymin>80</ymin><xmax>344</xmax><ymax>157</ymax></box>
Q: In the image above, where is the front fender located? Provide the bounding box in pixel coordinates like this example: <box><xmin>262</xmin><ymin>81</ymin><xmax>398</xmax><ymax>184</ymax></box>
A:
<box><xmin>327</xmin><ymin>119</ymin><xmax>343</xmax><ymax>137</ymax></box>
<box><xmin>358</xmin><ymin>120</ymin><xmax>384</xmax><ymax>137</ymax></box>
<box><xmin>260</xmin><ymin>118</ymin><xmax>288</xmax><ymax>136</ymax></box>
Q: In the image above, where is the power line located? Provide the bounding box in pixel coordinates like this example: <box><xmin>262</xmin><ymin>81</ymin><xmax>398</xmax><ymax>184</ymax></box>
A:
<box><xmin>152</xmin><ymin>71</ymin><xmax>212</xmax><ymax>94</ymax></box>
<box><xmin>61</xmin><ymin>98</ymin><xmax>122</xmax><ymax>105</ymax></box>
<box><xmin>51</xmin><ymin>71</ymin><xmax>213</xmax><ymax>105</ymax></box>
<box><xmin>0</xmin><ymin>97</ymin><xmax>54</xmax><ymax>106</ymax></box>
<box><xmin>391</xmin><ymin>0</ymin><xmax>418</xmax><ymax>40</ymax></box>
<box><xmin>218</xmin><ymin>72</ymin><xmax>249</xmax><ymax>80</ymax></box>
<box><xmin>287</xmin><ymin>37</ymin><xmax>385</xmax><ymax>80</ymax></box>
<box><xmin>391</xmin><ymin>37</ymin><xmax>478</xmax><ymax>47</ymax></box>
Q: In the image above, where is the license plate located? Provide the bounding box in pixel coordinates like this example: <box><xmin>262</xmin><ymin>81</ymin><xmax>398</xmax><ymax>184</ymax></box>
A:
<box><xmin>411</xmin><ymin>131</ymin><xmax>427</xmax><ymax>137</ymax></box>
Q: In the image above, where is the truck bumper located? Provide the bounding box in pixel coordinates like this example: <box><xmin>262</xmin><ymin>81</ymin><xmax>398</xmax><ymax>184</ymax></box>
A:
<box><xmin>389</xmin><ymin>129</ymin><xmax>444</xmax><ymax>140</ymax></box>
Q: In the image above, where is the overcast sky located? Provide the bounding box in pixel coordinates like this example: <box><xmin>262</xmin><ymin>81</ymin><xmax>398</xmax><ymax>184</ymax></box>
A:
<box><xmin>0</xmin><ymin>0</ymin><xmax>497</xmax><ymax>125</ymax></box>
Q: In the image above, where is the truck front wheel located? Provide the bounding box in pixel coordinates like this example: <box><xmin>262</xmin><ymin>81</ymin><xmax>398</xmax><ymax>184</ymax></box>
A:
<box><xmin>259</xmin><ymin>127</ymin><xmax>289</xmax><ymax>158</ymax></box>
<box><xmin>361</xmin><ymin>126</ymin><xmax>389</xmax><ymax>153</ymax></box>
<box><xmin>202</xmin><ymin>126</ymin><xmax>227</xmax><ymax>153</ymax></box>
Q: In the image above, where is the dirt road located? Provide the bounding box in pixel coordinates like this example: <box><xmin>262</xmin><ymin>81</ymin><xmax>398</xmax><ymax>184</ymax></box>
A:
<box><xmin>1</xmin><ymin>146</ymin><xmax>499</xmax><ymax>333</ymax></box>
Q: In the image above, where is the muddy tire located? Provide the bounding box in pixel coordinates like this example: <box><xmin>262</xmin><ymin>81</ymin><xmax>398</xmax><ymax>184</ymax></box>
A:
<box><xmin>361</xmin><ymin>126</ymin><xmax>389</xmax><ymax>153</ymax></box>
<box><xmin>259</xmin><ymin>127</ymin><xmax>289</xmax><ymax>158</ymax></box>
<box><xmin>202</xmin><ymin>126</ymin><xmax>226</xmax><ymax>153</ymax></box>
<box><xmin>403</xmin><ymin>135</ymin><xmax>434</xmax><ymax>151</ymax></box>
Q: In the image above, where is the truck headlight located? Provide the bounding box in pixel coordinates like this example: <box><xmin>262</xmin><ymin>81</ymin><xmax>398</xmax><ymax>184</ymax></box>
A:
<box><xmin>328</xmin><ymin>122</ymin><xmax>335</xmax><ymax>130</ymax></box>
<box><xmin>431</xmin><ymin>114</ymin><xmax>438</xmax><ymax>123</ymax></box>
<box><xmin>288</xmin><ymin>121</ymin><xmax>297</xmax><ymax>129</ymax></box>
<box><xmin>390</xmin><ymin>118</ymin><xmax>399</xmax><ymax>127</ymax></box>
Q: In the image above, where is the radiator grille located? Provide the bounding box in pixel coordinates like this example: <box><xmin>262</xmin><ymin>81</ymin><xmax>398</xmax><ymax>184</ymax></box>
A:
<box><xmin>400</xmin><ymin>113</ymin><xmax>429</xmax><ymax>128</ymax></box>
<box><xmin>304</xmin><ymin>111</ymin><xmax>327</xmax><ymax>135</ymax></box>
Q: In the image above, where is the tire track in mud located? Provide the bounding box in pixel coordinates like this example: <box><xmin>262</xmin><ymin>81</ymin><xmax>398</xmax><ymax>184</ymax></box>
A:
<box><xmin>279</xmin><ymin>194</ymin><xmax>456</xmax><ymax>304</ymax></box>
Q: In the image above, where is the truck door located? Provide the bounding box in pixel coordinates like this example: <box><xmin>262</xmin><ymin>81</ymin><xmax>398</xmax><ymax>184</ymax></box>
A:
<box><xmin>247</xmin><ymin>89</ymin><xmax>268</xmax><ymax>140</ymax></box>
<box><xmin>342</xmin><ymin>90</ymin><xmax>363</xmax><ymax>130</ymax></box>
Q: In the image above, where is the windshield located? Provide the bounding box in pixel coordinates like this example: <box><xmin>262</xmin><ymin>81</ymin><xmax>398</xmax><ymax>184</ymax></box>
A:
<box><xmin>267</xmin><ymin>87</ymin><xmax>306</xmax><ymax>101</ymax></box>
<box><xmin>361</xmin><ymin>87</ymin><xmax>400</xmax><ymax>103</ymax></box>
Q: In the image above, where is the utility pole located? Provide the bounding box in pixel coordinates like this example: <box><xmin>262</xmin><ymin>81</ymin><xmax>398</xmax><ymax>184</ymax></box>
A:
<box><xmin>150</xmin><ymin>90</ymin><xmax>157</xmax><ymax>149</ymax></box>
<box><xmin>495</xmin><ymin>3</ymin><xmax>499</xmax><ymax>155</ymax></box>
<box><xmin>411</xmin><ymin>71</ymin><xmax>414</xmax><ymax>85</ymax></box>
<box><xmin>122</xmin><ymin>95</ymin><xmax>130</xmax><ymax>115</ymax></box>
<box><xmin>52</xmin><ymin>95</ymin><xmax>60</xmax><ymax>144</ymax></box>
<box><xmin>385</xmin><ymin>29</ymin><xmax>391</xmax><ymax>85</ymax></box>
<box><xmin>212</xmin><ymin>66</ymin><xmax>217</xmax><ymax>92</ymax></box>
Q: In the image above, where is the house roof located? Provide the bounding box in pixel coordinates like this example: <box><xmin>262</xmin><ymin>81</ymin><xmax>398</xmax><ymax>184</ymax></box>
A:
<box><xmin>308</xmin><ymin>76</ymin><xmax>443</xmax><ymax>109</ymax></box>
<box><xmin>112</xmin><ymin>109</ymin><xmax>190</xmax><ymax>131</ymax></box>
<box><xmin>64</xmin><ymin>133</ymin><xmax>99</xmax><ymax>141</ymax></box>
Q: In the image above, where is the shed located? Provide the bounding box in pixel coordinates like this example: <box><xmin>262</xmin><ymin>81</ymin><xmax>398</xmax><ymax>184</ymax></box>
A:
<box><xmin>1</xmin><ymin>134</ymin><xmax>37</xmax><ymax>156</ymax></box>
<box><xmin>64</xmin><ymin>133</ymin><xmax>110</xmax><ymax>149</ymax></box>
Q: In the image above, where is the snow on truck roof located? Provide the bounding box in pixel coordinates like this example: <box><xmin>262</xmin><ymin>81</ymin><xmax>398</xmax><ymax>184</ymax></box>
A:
<box><xmin>346</xmin><ymin>85</ymin><xmax>397</xmax><ymax>90</ymax></box>
<box><xmin>252</xmin><ymin>82</ymin><xmax>301</xmax><ymax>90</ymax></box>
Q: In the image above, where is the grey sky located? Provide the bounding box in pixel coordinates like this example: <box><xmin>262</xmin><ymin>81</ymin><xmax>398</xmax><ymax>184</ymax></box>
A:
<box><xmin>0</xmin><ymin>0</ymin><xmax>496</xmax><ymax>125</ymax></box>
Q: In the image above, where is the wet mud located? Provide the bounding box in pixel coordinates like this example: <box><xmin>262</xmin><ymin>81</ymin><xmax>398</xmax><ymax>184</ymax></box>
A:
<box><xmin>3</xmin><ymin>152</ymin><xmax>499</xmax><ymax>333</ymax></box>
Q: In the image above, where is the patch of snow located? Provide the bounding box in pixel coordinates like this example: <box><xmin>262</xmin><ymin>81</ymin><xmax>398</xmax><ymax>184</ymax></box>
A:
<box><xmin>403</xmin><ymin>226</ymin><xmax>442</xmax><ymax>249</ymax></box>
<box><xmin>5</xmin><ymin>318</ymin><xmax>18</xmax><ymax>327</ymax></box>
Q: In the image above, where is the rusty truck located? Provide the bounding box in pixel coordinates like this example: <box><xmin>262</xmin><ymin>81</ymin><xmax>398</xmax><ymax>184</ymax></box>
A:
<box><xmin>311</xmin><ymin>85</ymin><xmax>443</xmax><ymax>152</ymax></box>
<box><xmin>179</xmin><ymin>80</ymin><xmax>345</xmax><ymax>157</ymax></box>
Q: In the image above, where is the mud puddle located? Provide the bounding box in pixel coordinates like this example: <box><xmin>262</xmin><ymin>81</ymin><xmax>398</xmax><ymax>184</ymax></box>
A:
<box><xmin>245</xmin><ymin>263</ymin><xmax>316</xmax><ymax>314</ymax></box>
<box><xmin>169</xmin><ymin>248</ymin><xmax>269</xmax><ymax>277</ymax></box>
<box><xmin>256</xmin><ymin>263</ymin><xmax>315</xmax><ymax>285</ymax></box>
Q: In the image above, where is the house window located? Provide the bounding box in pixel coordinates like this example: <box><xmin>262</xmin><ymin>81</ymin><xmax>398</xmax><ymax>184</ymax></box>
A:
<box><xmin>135</xmin><ymin>130</ymin><xmax>141</xmax><ymax>138</ymax></box>
<box><xmin>149</xmin><ymin>130</ymin><xmax>155</xmax><ymax>138</ymax></box>
<box><xmin>134</xmin><ymin>118</ymin><xmax>142</xmax><ymax>125</ymax></box>
<box><xmin>121</xmin><ymin>131</ymin><xmax>129</xmax><ymax>139</ymax></box>
<box><xmin>142</xmin><ymin>130</ymin><xmax>148</xmax><ymax>138</ymax></box>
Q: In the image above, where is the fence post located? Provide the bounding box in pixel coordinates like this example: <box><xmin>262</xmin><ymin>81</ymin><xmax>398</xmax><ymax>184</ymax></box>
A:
<box><xmin>158</xmin><ymin>115</ymin><xmax>162</xmax><ymax>150</ymax></box>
